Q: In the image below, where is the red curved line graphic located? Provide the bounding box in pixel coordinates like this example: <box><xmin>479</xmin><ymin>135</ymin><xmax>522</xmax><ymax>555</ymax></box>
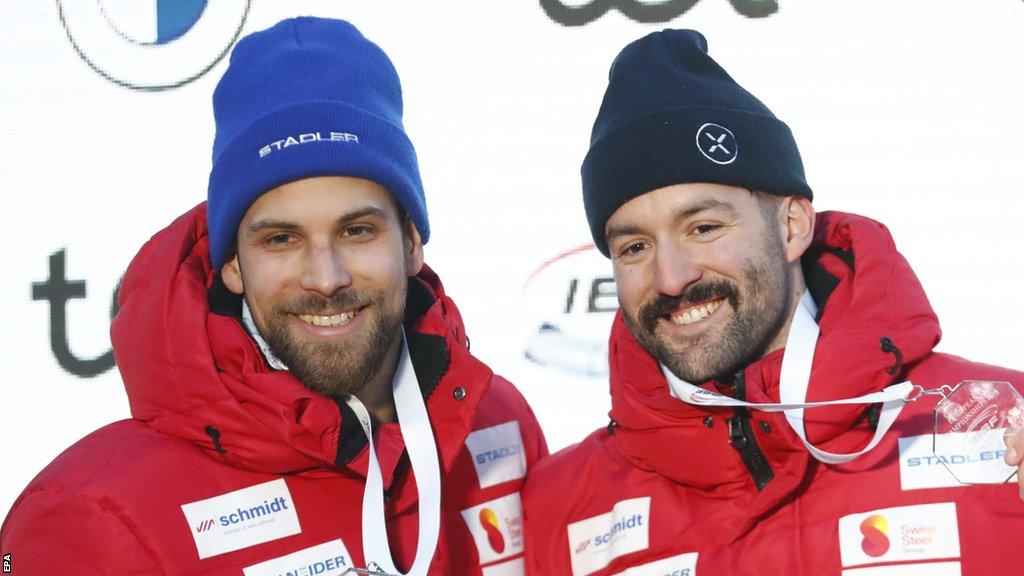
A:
<box><xmin>521</xmin><ymin>243</ymin><xmax>597</xmax><ymax>294</ymax></box>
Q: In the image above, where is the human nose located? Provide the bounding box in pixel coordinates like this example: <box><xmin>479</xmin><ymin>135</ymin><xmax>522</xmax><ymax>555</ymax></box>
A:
<box><xmin>299</xmin><ymin>241</ymin><xmax>352</xmax><ymax>296</ymax></box>
<box><xmin>652</xmin><ymin>242</ymin><xmax>702</xmax><ymax>297</ymax></box>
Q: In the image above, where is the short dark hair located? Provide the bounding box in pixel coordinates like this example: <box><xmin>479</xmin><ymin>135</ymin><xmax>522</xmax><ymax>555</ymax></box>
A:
<box><xmin>748</xmin><ymin>188</ymin><xmax>786</xmax><ymax>225</ymax></box>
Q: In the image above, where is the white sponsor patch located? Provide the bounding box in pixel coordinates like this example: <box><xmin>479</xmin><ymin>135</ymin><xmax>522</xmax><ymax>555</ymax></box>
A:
<box><xmin>243</xmin><ymin>540</ymin><xmax>352</xmax><ymax>576</ymax></box>
<box><xmin>482</xmin><ymin>557</ymin><xmax>526</xmax><ymax>576</ymax></box>
<box><xmin>465</xmin><ymin>421</ymin><xmax>528</xmax><ymax>488</ymax></box>
<box><xmin>899</xmin><ymin>433</ymin><xmax>1013</xmax><ymax>490</ymax></box>
<box><xmin>567</xmin><ymin>497</ymin><xmax>651</xmax><ymax>576</ymax></box>
<box><xmin>842</xmin><ymin>561</ymin><xmax>961</xmax><ymax>576</ymax></box>
<box><xmin>838</xmin><ymin>503</ymin><xmax>959</xmax><ymax>568</ymax></box>
<box><xmin>461</xmin><ymin>493</ymin><xmax>525</xmax><ymax>564</ymax></box>
<box><xmin>612</xmin><ymin>551</ymin><xmax>698</xmax><ymax>576</ymax></box>
<box><xmin>181</xmin><ymin>479</ymin><xmax>302</xmax><ymax>559</ymax></box>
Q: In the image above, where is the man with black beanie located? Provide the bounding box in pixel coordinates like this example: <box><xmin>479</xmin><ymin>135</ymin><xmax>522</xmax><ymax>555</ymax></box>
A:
<box><xmin>522</xmin><ymin>29</ymin><xmax>1024</xmax><ymax>576</ymax></box>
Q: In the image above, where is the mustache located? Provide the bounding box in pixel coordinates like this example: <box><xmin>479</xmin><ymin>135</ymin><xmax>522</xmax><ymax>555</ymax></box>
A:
<box><xmin>639</xmin><ymin>280</ymin><xmax>739</xmax><ymax>333</ymax></box>
<box><xmin>278</xmin><ymin>291</ymin><xmax>375</xmax><ymax>315</ymax></box>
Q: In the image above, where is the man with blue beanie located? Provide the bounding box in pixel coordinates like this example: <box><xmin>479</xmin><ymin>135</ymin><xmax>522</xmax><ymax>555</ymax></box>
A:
<box><xmin>522</xmin><ymin>29</ymin><xmax>1024</xmax><ymax>575</ymax></box>
<box><xmin>2</xmin><ymin>17</ymin><xmax>545</xmax><ymax>575</ymax></box>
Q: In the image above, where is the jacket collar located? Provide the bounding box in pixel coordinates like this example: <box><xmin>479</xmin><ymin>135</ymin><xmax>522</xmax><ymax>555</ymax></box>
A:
<box><xmin>606</xmin><ymin>211</ymin><xmax>942</xmax><ymax>499</ymax></box>
<box><xmin>111</xmin><ymin>202</ymin><xmax>491</xmax><ymax>476</ymax></box>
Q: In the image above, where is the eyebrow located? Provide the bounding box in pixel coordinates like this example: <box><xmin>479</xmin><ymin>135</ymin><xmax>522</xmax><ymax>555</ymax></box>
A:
<box><xmin>605</xmin><ymin>198</ymin><xmax>738</xmax><ymax>243</ymax></box>
<box><xmin>245</xmin><ymin>206</ymin><xmax>392</xmax><ymax>235</ymax></box>
<box><xmin>672</xmin><ymin>198</ymin><xmax>737</xmax><ymax>221</ymax></box>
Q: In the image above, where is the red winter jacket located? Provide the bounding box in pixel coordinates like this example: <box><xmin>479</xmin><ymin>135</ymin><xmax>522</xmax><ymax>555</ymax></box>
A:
<box><xmin>523</xmin><ymin>211</ymin><xmax>1024</xmax><ymax>576</ymax></box>
<box><xmin>1</xmin><ymin>204</ymin><xmax>546</xmax><ymax>575</ymax></box>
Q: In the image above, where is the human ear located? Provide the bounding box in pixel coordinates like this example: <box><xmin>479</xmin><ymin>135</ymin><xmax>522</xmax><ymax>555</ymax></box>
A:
<box><xmin>221</xmin><ymin>253</ymin><xmax>245</xmax><ymax>295</ymax></box>
<box><xmin>783</xmin><ymin>196</ymin><xmax>815</xmax><ymax>263</ymax></box>
<box><xmin>403</xmin><ymin>218</ymin><xmax>425</xmax><ymax>277</ymax></box>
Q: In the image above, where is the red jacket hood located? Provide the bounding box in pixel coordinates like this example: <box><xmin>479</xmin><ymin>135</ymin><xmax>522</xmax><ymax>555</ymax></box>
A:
<box><xmin>607</xmin><ymin>211</ymin><xmax>942</xmax><ymax>494</ymax></box>
<box><xmin>111</xmin><ymin>203</ymin><xmax>490</xmax><ymax>475</ymax></box>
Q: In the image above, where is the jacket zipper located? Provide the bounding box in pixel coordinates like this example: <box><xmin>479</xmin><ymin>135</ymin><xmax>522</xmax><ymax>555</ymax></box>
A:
<box><xmin>725</xmin><ymin>371</ymin><xmax>775</xmax><ymax>491</ymax></box>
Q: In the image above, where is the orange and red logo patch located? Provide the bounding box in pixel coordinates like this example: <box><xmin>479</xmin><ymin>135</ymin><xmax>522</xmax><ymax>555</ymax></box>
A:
<box><xmin>479</xmin><ymin>508</ymin><xmax>506</xmax><ymax>553</ymax></box>
<box><xmin>859</xmin><ymin>514</ymin><xmax>890</xmax><ymax>557</ymax></box>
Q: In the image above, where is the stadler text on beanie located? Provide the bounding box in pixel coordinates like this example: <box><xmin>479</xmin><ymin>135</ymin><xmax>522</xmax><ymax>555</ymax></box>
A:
<box><xmin>582</xmin><ymin>29</ymin><xmax>813</xmax><ymax>256</ymax></box>
<box><xmin>206</xmin><ymin>16</ymin><xmax>429</xmax><ymax>269</ymax></box>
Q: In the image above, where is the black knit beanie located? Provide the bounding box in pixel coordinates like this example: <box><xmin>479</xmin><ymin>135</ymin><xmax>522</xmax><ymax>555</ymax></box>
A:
<box><xmin>582</xmin><ymin>29</ymin><xmax>813</xmax><ymax>256</ymax></box>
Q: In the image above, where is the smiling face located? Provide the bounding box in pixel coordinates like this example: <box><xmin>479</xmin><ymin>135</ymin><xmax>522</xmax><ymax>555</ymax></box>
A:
<box><xmin>606</xmin><ymin>182</ymin><xmax>813</xmax><ymax>383</ymax></box>
<box><xmin>220</xmin><ymin>176</ymin><xmax>423</xmax><ymax>399</ymax></box>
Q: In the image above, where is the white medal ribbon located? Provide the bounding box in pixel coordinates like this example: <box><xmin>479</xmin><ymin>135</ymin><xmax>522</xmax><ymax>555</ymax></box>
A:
<box><xmin>243</xmin><ymin>301</ymin><xmax>289</xmax><ymax>371</ymax></box>
<box><xmin>344</xmin><ymin>332</ymin><xmax>441</xmax><ymax>576</ymax></box>
<box><xmin>240</xmin><ymin>306</ymin><xmax>440</xmax><ymax>573</ymax></box>
<box><xmin>663</xmin><ymin>291</ymin><xmax>915</xmax><ymax>464</ymax></box>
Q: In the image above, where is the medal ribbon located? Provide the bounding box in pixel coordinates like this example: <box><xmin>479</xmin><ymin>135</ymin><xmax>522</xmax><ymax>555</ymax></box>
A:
<box><xmin>664</xmin><ymin>291</ymin><xmax>915</xmax><ymax>464</ymax></box>
<box><xmin>345</xmin><ymin>332</ymin><xmax>441</xmax><ymax>576</ymax></box>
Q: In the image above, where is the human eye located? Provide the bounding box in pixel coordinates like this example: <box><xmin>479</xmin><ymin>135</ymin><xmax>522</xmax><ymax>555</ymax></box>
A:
<box><xmin>342</xmin><ymin>224</ymin><xmax>377</xmax><ymax>240</ymax></box>
<box><xmin>617</xmin><ymin>241</ymin><xmax>649</xmax><ymax>260</ymax></box>
<box><xmin>264</xmin><ymin>232</ymin><xmax>295</xmax><ymax>247</ymax></box>
<box><xmin>691</xmin><ymin>222</ymin><xmax>724</xmax><ymax>237</ymax></box>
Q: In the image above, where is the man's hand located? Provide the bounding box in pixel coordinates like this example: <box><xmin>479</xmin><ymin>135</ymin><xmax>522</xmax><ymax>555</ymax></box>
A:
<box><xmin>1004</xmin><ymin>428</ymin><xmax>1024</xmax><ymax>500</ymax></box>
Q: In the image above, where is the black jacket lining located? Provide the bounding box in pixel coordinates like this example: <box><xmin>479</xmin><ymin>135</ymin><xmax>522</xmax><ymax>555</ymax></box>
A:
<box><xmin>800</xmin><ymin>246</ymin><xmax>853</xmax><ymax>321</ymax></box>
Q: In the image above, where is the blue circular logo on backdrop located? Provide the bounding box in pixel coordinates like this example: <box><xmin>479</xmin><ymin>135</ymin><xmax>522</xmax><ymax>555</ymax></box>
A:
<box><xmin>98</xmin><ymin>0</ymin><xmax>207</xmax><ymax>45</ymax></box>
<box><xmin>57</xmin><ymin>0</ymin><xmax>250</xmax><ymax>91</ymax></box>
<box><xmin>695</xmin><ymin>123</ymin><xmax>738</xmax><ymax>165</ymax></box>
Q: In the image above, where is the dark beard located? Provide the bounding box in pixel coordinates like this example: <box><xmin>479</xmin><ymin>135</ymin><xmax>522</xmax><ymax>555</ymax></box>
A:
<box><xmin>259</xmin><ymin>288</ymin><xmax>405</xmax><ymax>399</ymax></box>
<box><xmin>623</xmin><ymin>229</ymin><xmax>791</xmax><ymax>383</ymax></box>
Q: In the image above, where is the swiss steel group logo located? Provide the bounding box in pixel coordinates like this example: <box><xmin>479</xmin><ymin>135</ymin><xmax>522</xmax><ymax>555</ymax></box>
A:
<box><xmin>479</xmin><ymin>508</ymin><xmax>506</xmax><ymax>553</ymax></box>
<box><xmin>859</xmin><ymin>514</ymin><xmax>890</xmax><ymax>557</ymax></box>
<box><xmin>460</xmin><ymin>493</ymin><xmax>524</xmax><ymax>563</ymax></box>
<box><xmin>540</xmin><ymin>0</ymin><xmax>779</xmax><ymax>26</ymax></box>
<box><xmin>57</xmin><ymin>0</ymin><xmax>250</xmax><ymax>91</ymax></box>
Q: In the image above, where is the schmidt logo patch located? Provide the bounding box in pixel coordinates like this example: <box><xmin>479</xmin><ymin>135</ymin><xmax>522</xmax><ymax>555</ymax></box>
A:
<box><xmin>180</xmin><ymin>479</ymin><xmax>302</xmax><ymax>559</ymax></box>
<box><xmin>567</xmin><ymin>497</ymin><xmax>651</xmax><ymax>576</ymax></box>
<box><xmin>695</xmin><ymin>123</ymin><xmax>737</xmax><ymax>165</ymax></box>
<box><xmin>57</xmin><ymin>0</ymin><xmax>250</xmax><ymax>91</ymax></box>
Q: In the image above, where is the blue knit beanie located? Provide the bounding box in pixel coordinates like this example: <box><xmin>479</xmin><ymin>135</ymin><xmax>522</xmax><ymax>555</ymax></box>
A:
<box><xmin>206</xmin><ymin>16</ymin><xmax>429</xmax><ymax>268</ymax></box>
<box><xmin>582</xmin><ymin>29</ymin><xmax>813</xmax><ymax>256</ymax></box>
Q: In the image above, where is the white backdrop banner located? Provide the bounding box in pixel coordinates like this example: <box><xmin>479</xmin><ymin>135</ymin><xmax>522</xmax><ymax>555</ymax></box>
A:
<box><xmin>2</xmin><ymin>0</ymin><xmax>1023</xmax><ymax>517</ymax></box>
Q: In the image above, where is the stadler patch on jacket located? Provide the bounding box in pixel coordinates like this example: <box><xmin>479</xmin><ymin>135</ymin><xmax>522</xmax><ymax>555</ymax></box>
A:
<box><xmin>567</xmin><ymin>497</ymin><xmax>651</xmax><ymax>576</ymax></box>
<box><xmin>611</xmin><ymin>551</ymin><xmax>698</xmax><ymax>576</ymax></box>
<box><xmin>465</xmin><ymin>421</ymin><xmax>528</xmax><ymax>488</ymax></box>
<box><xmin>461</xmin><ymin>492</ymin><xmax>525</xmax><ymax>564</ymax></box>
<box><xmin>243</xmin><ymin>539</ymin><xmax>351</xmax><ymax>576</ymax></box>
<box><xmin>838</xmin><ymin>502</ymin><xmax>960</xmax><ymax>569</ymax></box>
<box><xmin>898</xmin><ymin>433</ymin><xmax>1011</xmax><ymax>490</ymax></box>
<box><xmin>180</xmin><ymin>479</ymin><xmax>301</xmax><ymax>559</ymax></box>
